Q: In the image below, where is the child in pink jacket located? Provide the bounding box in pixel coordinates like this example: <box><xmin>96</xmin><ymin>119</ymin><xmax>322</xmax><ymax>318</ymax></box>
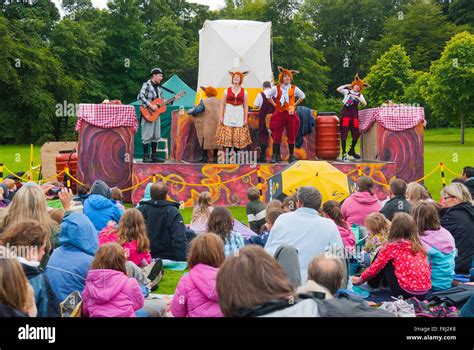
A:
<box><xmin>171</xmin><ymin>234</ymin><xmax>224</xmax><ymax>317</ymax></box>
<box><xmin>98</xmin><ymin>209</ymin><xmax>152</xmax><ymax>267</ymax></box>
<box><xmin>341</xmin><ymin>176</ymin><xmax>382</xmax><ymax>227</ymax></box>
<box><xmin>82</xmin><ymin>243</ymin><xmax>144</xmax><ymax>317</ymax></box>
<box><xmin>322</xmin><ymin>200</ymin><xmax>355</xmax><ymax>249</ymax></box>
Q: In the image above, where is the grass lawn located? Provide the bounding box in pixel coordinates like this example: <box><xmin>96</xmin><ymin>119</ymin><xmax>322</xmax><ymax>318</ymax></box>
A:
<box><xmin>1</xmin><ymin>128</ymin><xmax>473</xmax><ymax>294</ymax></box>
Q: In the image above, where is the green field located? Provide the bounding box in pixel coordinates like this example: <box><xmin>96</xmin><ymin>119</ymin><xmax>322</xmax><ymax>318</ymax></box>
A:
<box><xmin>1</xmin><ymin>128</ymin><xmax>473</xmax><ymax>294</ymax></box>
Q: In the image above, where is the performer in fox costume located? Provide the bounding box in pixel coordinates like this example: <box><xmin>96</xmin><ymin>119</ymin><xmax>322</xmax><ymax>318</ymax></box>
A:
<box><xmin>336</xmin><ymin>74</ymin><xmax>368</xmax><ymax>161</ymax></box>
<box><xmin>188</xmin><ymin>86</ymin><xmax>220</xmax><ymax>162</ymax></box>
<box><xmin>215</xmin><ymin>71</ymin><xmax>252</xmax><ymax>151</ymax></box>
<box><xmin>265</xmin><ymin>66</ymin><xmax>306</xmax><ymax>163</ymax></box>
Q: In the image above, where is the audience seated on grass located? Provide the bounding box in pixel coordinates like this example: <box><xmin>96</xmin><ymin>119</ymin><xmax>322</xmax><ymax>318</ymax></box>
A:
<box><xmin>0</xmin><ymin>184</ymin><xmax>8</xmax><ymax>208</ymax></box>
<box><xmin>0</xmin><ymin>183</ymin><xmax>60</xmax><ymax>265</ymax></box>
<box><xmin>189</xmin><ymin>191</ymin><xmax>214</xmax><ymax>234</ymax></box>
<box><xmin>322</xmin><ymin>200</ymin><xmax>355</xmax><ymax>249</ymax></box>
<box><xmin>297</xmin><ymin>255</ymin><xmax>345</xmax><ymax>299</ymax></box>
<box><xmin>341</xmin><ymin>176</ymin><xmax>382</xmax><ymax>226</ymax></box>
<box><xmin>439</xmin><ymin>183</ymin><xmax>474</xmax><ymax>276</ymax></box>
<box><xmin>138</xmin><ymin>182</ymin><xmax>189</xmax><ymax>261</ymax></box>
<box><xmin>171</xmin><ymin>233</ymin><xmax>224</xmax><ymax>317</ymax></box>
<box><xmin>413</xmin><ymin>201</ymin><xmax>456</xmax><ymax>291</ymax></box>
<box><xmin>207</xmin><ymin>206</ymin><xmax>245</xmax><ymax>257</ymax></box>
<box><xmin>266</xmin><ymin>199</ymin><xmax>282</xmax><ymax>212</ymax></box>
<box><xmin>82</xmin><ymin>243</ymin><xmax>144</xmax><ymax>317</ymax></box>
<box><xmin>0</xmin><ymin>221</ymin><xmax>60</xmax><ymax>317</ymax></box>
<box><xmin>83</xmin><ymin>180</ymin><xmax>122</xmax><ymax>231</ymax></box>
<box><xmin>380</xmin><ymin>179</ymin><xmax>412</xmax><ymax>221</ymax></box>
<box><xmin>246</xmin><ymin>187</ymin><xmax>266</xmax><ymax>234</ymax></box>
<box><xmin>352</xmin><ymin>213</ymin><xmax>431</xmax><ymax>299</ymax></box>
<box><xmin>246</xmin><ymin>208</ymin><xmax>285</xmax><ymax>247</ymax></box>
<box><xmin>111</xmin><ymin>187</ymin><xmax>125</xmax><ymax>212</ymax></box>
<box><xmin>73</xmin><ymin>184</ymin><xmax>90</xmax><ymax>205</ymax></box>
<box><xmin>98</xmin><ymin>209</ymin><xmax>152</xmax><ymax>267</ymax></box>
<box><xmin>461</xmin><ymin>166</ymin><xmax>474</xmax><ymax>199</ymax></box>
<box><xmin>281</xmin><ymin>194</ymin><xmax>297</xmax><ymax>212</ymax></box>
<box><xmin>45</xmin><ymin>213</ymin><xmax>98</xmax><ymax>302</ymax></box>
<box><xmin>406</xmin><ymin>182</ymin><xmax>432</xmax><ymax>206</ymax></box>
<box><xmin>265</xmin><ymin>186</ymin><xmax>343</xmax><ymax>282</ymax></box>
<box><xmin>216</xmin><ymin>246</ymin><xmax>392</xmax><ymax>317</ymax></box>
<box><xmin>363</xmin><ymin>213</ymin><xmax>390</xmax><ymax>263</ymax></box>
<box><xmin>0</xmin><ymin>256</ymin><xmax>37</xmax><ymax>317</ymax></box>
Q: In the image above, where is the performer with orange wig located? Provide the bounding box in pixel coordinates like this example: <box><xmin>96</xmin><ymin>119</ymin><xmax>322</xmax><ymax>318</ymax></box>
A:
<box><xmin>265</xmin><ymin>66</ymin><xmax>306</xmax><ymax>163</ymax></box>
<box><xmin>188</xmin><ymin>86</ymin><xmax>220</xmax><ymax>162</ymax></box>
<box><xmin>215</xmin><ymin>71</ymin><xmax>252</xmax><ymax>152</ymax></box>
<box><xmin>336</xmin><ymin>74</ymin><xmax>368</xmax><ymax>161</ymax></box>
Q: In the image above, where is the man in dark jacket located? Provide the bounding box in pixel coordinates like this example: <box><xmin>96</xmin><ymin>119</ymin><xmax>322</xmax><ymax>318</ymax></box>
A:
<box><xmin>440</xmin><ymin>201</ymin><xmax>474</xmax><ymax>275</ymax></box>
<box><xmin>462</xmin><ymin>166</ymin><xmax>474</xmax><ymax>199</ymax></box>
<box><xmin>138</xmin><ymin>183</ymin><xmax>188</xmax><ymax>261</ymax></box>
<box><xmin>380</xmin><ymin>179</ymin><xmax>412</xmax><ymax>220</ymax></box>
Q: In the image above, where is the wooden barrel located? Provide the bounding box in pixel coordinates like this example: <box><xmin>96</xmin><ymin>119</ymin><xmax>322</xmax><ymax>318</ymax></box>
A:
<box><xmin>316</xmin><ymin>112</ymin><xmax>340</xmax><ymax>160</ymax></box>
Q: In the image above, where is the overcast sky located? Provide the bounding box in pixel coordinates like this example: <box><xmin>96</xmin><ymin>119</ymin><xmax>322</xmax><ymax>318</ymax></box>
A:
<box><xmin>53</xmin><ymin>0</ymin><xmax>225</xmax><ymax>11</ymax></box>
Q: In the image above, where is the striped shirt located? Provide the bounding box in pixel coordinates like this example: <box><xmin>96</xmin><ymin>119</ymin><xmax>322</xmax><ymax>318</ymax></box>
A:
<box><xmin>223</xmin><ymin>231</ymin><xmax>245</xmax><ymax>257</ymax></box>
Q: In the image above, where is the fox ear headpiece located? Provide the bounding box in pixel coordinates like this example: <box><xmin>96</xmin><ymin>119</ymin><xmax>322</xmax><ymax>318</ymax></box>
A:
<box><xmin>228</xmin><ymin>71</ymin><xmax>249</xmax><ymax>85</ymax></box>
<box><xmin>200</xmin><ymin>86</ymin><xmax>217</xmax><ymax>98</ymax></box>
<box><xmin>278</xmin><ymin>66</ymin><xmax>299</xmax><ymax>84</ymax></box>
<box><xmin>351</xmin><ymin>74</ymin><xmax>370</xmax><ymax>90</ymax></box>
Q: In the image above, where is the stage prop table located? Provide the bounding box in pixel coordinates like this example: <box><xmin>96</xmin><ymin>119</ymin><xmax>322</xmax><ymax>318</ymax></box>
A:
<box><xmin>75</xmin><ymin>104</ymin><xmax>137</xmax><ymax>201</ymax></box>
<box><xmin>359</xmin><ymin>106</ymin><xmax>426</xmax><ymax>183</ymax></box>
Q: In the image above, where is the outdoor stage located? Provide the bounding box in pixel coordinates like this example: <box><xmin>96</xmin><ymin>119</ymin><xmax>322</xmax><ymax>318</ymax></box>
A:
<box><xmin>74</xmin><ymin>104</ymin><xmax>423</xmax><ymax>206</ymax></box>
<box><xmin>130</xmin><ymin>159</ymin><xmax>396</xmax><ymax>207</ymax></box>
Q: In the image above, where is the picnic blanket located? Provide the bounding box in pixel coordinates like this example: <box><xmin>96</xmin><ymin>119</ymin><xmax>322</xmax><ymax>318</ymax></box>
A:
<box><xmin>233</xmin><ymin>219</ymin><xmax>257</xmax><ymax>239</ymax></box>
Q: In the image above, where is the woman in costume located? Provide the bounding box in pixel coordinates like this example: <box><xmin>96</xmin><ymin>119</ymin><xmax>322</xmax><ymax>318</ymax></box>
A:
<box><xmin>215</xmin><ymin>71</ymin><xmax>252</xmax><ymax>155</ymax></box>
<box><xmin>336</xmin><ymin>74</ymin><xmax>368</xmax><ymax>161</ymax></box>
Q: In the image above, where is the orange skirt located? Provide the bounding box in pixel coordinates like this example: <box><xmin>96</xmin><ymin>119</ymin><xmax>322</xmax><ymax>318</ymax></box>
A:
<box><xmin>215</xmin><ymin>123</ymin><xmax>252</xmax><ymax>149</ymax></box>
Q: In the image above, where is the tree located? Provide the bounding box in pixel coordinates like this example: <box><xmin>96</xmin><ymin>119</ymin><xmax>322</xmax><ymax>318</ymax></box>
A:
<box><xmin>370</xmin><ymin>1</ymin><xmax>463</xmax><ymax>71</ymax></box>
<box><xmin>302</xmin><ymin>0</ymin><xmax>411</xmax><ymax>93</ymax></box>
<box><xmin>141</xmin><ymin>16</ymin><xmax>189</xmax><ymax>79</ymax></box>
<box><xmin>427</xmin><ymin>31</ymin><xmax>474</xmax><ymax>144</ymax></box>
<box><xmin>50</xmin><ymin>18</ymin><xmax>106</xmax><ymax>102</ymax></box>
<box><xmin>100</xmin><ymin>0</ymin><xmax>147</xmax><ymax>102</ymax></box>
<box><xmin>403</xmin><ymin>70</ymin><xmax>433</xmax><ymax>125</ymax></box>
<box><xmin>446</xmin><ymin>0</ymin><xmax>474</xmax><ymax>28</ymax></box>
<box><xmin>364</xmin><ymin>45</ymin><xmax>413</xmax><ymax>107</ymax></box>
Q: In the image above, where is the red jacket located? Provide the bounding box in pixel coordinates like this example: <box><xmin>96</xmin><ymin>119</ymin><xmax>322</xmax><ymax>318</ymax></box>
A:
<box><xmin>360</xmin><ymin>240</ymin><xmax>431</xmax><ymax>294</ymax></box>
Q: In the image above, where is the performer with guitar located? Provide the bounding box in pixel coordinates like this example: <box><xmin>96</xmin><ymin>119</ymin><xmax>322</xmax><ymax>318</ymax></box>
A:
<box><xmin>137</xmin><ymin>68</ymin><xmax>184</xmax><ymax>163</ymax></box>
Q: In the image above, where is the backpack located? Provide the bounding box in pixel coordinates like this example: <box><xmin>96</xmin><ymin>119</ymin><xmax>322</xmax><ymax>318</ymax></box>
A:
<box><xmin>60</xmin><ymin>291</ymin><xmax>82</xmax><ymax>317</ymax></box>
<box><xmin>298</xmin><ymin>292</ymin><xmax>394</xmax><ymax>317</ymax></box>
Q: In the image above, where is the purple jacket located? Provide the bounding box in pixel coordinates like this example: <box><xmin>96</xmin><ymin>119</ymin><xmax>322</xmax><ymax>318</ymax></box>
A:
<box><xmin>171</xmin><ymin>264</ymin><xmax>223</xmax><ymax>317</ymax></box>
<box><xmin>341</xmin><ymin>191</ymin><xmax>382</xmax><ymax>227</ymax></box>
<box><xmin>82</xmin><ymin>269</ymin><xmax>144</xmax><ymax>317</ymax></box>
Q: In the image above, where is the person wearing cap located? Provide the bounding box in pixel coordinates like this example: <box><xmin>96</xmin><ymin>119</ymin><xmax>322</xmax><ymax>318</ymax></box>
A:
<box><xmin>137</xmin><ymin>68</ymin><xmax>166</xmax><ymax>163</ymax></box>
<box><xmin>265</xmin><ymin>67</ymin><xmax>305</xmax><ymax>163</ymax></box>
<box><xmin>253</xmin><ymin>81</ymin><xmax>275</xmax><ymax>163</ymax></box>
<box><xmin>336</xmin><ymin>74</ymin><xmax>368</xmax><ymax>161</ymax></box>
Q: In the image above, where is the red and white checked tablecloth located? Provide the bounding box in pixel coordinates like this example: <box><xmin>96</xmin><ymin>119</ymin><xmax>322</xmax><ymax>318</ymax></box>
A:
<box><xmin>75</xmin><ymin>104</ymin><xmax>138</xmax><ymax>132</ymax></box>
<box><xmin>358</xmin><ymin>106</ymin><xmax>426</xmax><ymax>132</ymax></box>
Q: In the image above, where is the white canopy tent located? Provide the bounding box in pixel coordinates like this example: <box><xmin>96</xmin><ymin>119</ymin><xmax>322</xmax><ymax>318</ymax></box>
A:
<box><xmin>196</xmin><ymin>20</ymin><xmax>273</xmax><ymax>105</ymax></box>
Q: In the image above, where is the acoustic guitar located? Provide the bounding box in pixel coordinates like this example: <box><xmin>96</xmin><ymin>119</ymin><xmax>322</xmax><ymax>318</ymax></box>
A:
<box><xmin>140</xmin><ymin>91</ymin><xmax>186</xmax><ymax>122</ymax></box>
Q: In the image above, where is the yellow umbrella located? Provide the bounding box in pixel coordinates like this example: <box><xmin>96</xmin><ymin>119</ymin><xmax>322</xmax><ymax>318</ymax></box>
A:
<box><xmin>268</xmin><ymin>161</ymin><xmax>354</xmax><ymax>203</ymax></box>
